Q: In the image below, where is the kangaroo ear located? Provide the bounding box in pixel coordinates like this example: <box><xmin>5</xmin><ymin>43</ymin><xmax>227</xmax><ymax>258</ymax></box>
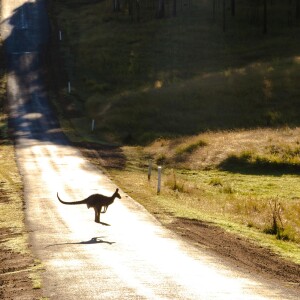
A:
<box><xmin>116</xmin><ymin>188</ymin><xmax>119</xmax><ymax>192</ymax></box>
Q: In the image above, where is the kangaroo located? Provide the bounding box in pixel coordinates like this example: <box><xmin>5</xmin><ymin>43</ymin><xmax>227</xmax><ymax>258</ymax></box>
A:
<box><xmin>57</xmin><ymin>188</ymin><xmax>121</xmax><ymax>223</ymax></box>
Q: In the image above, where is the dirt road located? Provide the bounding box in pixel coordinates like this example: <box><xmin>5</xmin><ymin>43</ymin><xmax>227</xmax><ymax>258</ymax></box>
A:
<box><xmin>1</xmin><ymin>0</ymin><xmax>299</xmax><ymax>299</ymax></box>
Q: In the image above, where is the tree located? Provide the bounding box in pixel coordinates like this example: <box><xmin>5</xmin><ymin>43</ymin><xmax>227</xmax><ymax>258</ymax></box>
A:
<box><xmin>173</xmin><ymin>0</ymin><xmax>177</xmax><ymax>17</ymax></box>
<box><xmin>263</xmin><ymin>0</ymin><xmax>267</xmax><ymax>34</ymax></box>
<box><xmin>157</xmin><ymin>0</ymin><xmax>165</xmax><ymax>18</ymax></box>
<box><xmin>128</xmin><ymin>0</ymin><xmax>133</xmax><ymax>19</ymax></box>
<box><xmin>223</xmin><ymin>0</ymin><xmax>226</xmax><ymax>32</ymax></box>
<box><xmin>231</xmin><ymin>0</ymin><xmax>235</xmax><ymax>17</ymax></box>
<box><xmin>136</xmin><ymin>0</ymin><xmax>140</xmax><ymax>22</ymax></box>
<box><xmin>212</xmin><ymin>0</ymin><xmax>216</xmax><ymax>20</ymax></box>
<box><xmin>113</xmin><ymin>0</ymin><xmax>120</xmax><ymax>12</ymax></box>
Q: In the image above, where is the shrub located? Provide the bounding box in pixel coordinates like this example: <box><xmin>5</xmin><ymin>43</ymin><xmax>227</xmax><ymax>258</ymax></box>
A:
<box><xmin>222</xmin><ymin>184</ymin><xmax>235</xmax><ymax>194</ymax></box>
<box><xmin>263</xmin><ymin>199</ymin><xmax>287</xmax><ymax>240</ymax></box>
<box><xmin>209</xmin><ymin>177</ymin><xmax>223</xmax><ymax>186</ymax></box>
<box><xmin>164</xmin><ymin>170</ymin><xmax>193</xmax><ymax>194</ymax></box>
<box><xmin>175</xmin><ymin>140</ymin><xmax>207</xmax><ymax>156</ymax></box>
<box><xmin>156</xmin><ymin>154</ymin><xmax>167</xmax><ymax>165</ymax></box>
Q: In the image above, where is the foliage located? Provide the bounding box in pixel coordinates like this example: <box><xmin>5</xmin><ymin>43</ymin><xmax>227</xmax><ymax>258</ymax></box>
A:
<box><xmin>263</xmin><ymin>198</ymin><xmax>285</xmax><ymax>240</ymax></box>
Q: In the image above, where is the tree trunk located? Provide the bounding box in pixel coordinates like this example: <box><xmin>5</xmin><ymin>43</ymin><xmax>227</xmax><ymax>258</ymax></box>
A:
<box><xmin>212</xmin><ymin>0</ymin><xmax>216</xmax><ymax>20</ymax></box>
<box><xmin>223</xmin><ymin>0</ymin><xmax>226</xmax><ymax>32</ymax></box>
<box><xmin>173</xmin><ymin>0</ymin><xmax>177</xmax><ymax>17</ymax></box>
<box><xmin>263</xmin><ymin>0</ymin><xmax>267</xmax><ymax>34</ymax></box>
<box><xmin>113</xmin><ymin>0</ymin><xmax>120</xmax><ymax>12</ymax></box>
<box><xmin>157</xmin><ymin>0</ymin><xmax>165</xmax><ymax>18</ymax></box>
<box><xmin>136</xmin><ymin>0</ymin><xmax>140</xmax><ymax>22</ymax></box>
<box><xmin>128</xmin><ymin>0</ymin><xmax>133</xmax><ymax>19</ymax></box>
<box><xmin>231</xmin><ymin>0</ymin><xmax>235</xmax><ymax>16</ymax></box>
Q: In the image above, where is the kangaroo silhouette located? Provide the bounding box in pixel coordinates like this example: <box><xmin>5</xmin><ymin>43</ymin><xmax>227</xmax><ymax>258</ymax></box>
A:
<box><xmin>57</xmin><ymin>188</ymin><xmax>121</xmax><ymax>223</ymax></box>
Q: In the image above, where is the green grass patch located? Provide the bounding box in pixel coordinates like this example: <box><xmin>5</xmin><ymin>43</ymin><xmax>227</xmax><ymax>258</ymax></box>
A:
<box><xmin>28</xmin><ymin>259</ymin><xmax>44</xmax><ymax>290</ymax></box>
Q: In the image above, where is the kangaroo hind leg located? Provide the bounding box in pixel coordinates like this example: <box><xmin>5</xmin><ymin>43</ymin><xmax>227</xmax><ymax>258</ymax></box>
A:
<box><xmin>94</xmin><ymin>207</ymin><xmax>100</xmax><ymax>223</ymax></box>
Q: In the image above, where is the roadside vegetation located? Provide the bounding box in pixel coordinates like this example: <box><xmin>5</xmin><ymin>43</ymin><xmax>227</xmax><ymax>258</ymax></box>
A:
<box><xmin>0</xmin><ymin>39</ymin><xmax>43</xmax><ymax>298</ymax></box>
<box><xmin>49</xmin><ymin>0</ymin><xmax>300</xmax><ymax>263</ymax></box>
<box><xmin>110</xmin><ymin>129</ymin><xmax>300</xmax><ymax>263</ymax></box>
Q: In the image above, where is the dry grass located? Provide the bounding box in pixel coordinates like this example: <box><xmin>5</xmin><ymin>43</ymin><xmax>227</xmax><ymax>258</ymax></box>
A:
<box><xmin>0</xmin><ymin>44</ymin><xmax>43</xmax><ymax>291</ymax></box>
<box><xmin>0</xmin><ymin>118</ymin><xmax>29</xmax><ymax>257</ymax></box>
<box><xmin>145</xmin><ymin>127</ymin><xmax>300</xmax><ymax>170</ymax></box>
<box><xmin>0</xmin><ymin>40</ymin><xmax>21</xmax><ymax>244</ymax></box>
<box><xmin>105</xmin><ymin>128</ymin><xmax>300</xmax><ymax>264</ymax></box>
<box><xmin>0</xmin><ymin>65</ymin><xmax>26</xmax><ymax>252</ymax></box>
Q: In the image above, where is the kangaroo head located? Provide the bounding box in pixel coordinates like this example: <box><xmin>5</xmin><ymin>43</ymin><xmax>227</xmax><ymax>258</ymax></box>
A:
<box><xmin>114</xmin><ymin>188</ymin><xmax>121</xmax><ymax>199</ymax></box>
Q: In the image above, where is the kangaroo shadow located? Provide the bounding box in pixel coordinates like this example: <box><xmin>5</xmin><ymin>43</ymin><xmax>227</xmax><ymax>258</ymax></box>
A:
<box><xmin>79</xmin><ymin>237</ymin><xmax>115</xmax><ymax>244</ymax></box>
<box><xmin>97</xmin><ymin>221</ymin><xmax>111</xmax><ymax>226</ymax></box>
<box><xmin>45</xmin><ymin>236</ymin><xmax>115</xmax><ymax>248</ymax></box>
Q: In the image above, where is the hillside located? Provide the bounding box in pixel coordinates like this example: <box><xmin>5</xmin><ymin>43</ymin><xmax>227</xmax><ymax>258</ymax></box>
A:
<box><xmin>49</xmin><ymin>0</ymin><xmax>300</xmax><ymax>144</ymax></box>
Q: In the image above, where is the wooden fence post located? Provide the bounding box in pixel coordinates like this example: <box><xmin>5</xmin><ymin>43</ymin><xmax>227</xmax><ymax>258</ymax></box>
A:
<box><xmin>157</xmin><ymin>166</ymin><xmax>162</xmax><ymax>194</ymax></box>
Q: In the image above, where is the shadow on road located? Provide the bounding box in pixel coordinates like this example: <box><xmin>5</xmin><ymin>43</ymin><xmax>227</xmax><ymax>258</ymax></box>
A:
<box><xmin>1</xmin><ymin>0</ymin><xmax>70</xmax><ymax>146</ymax></box>
<box><xmin>98</xmin><ymin>221</ymin><xmax>111</xmax><ymax>226</ymax></box>
<box><xmin>45</xmin><ymin>237</ymin><xmax>115</xmax><ymax>248</ymax></box>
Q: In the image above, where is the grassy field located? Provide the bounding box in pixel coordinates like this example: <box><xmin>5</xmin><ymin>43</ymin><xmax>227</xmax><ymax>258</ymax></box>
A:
<box><xmin>49</xmin><ymin>0</ymin><xmax>300</xmax><ymax>262</ymax></box>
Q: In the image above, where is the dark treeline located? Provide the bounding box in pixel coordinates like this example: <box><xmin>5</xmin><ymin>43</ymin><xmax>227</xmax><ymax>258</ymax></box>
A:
<box><xmin>111</xmin><ymin>0</ymin><xmax>191</xmax><ymax>21</ymax></box>
<box><xmin>110</xmin><ymin>0</ymin><xmax>300</xmax><ymax>34</ymax></box>
<box><xmin>212</xmin><ymin>0</ymin><xmax>300</xmax><ymax>33</ymax></box>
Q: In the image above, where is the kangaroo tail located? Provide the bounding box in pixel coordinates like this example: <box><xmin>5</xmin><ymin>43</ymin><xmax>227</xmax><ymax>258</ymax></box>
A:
<box><xmin>57</xmin><ymin>193</ymin><xmax>87</xmax><ymax>205</ymax></box>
